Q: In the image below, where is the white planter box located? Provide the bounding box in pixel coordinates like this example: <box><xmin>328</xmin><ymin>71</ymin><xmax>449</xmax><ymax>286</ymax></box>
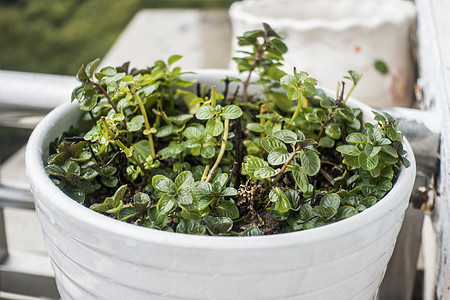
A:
<box><xmin>229</xmin><ymin>0</ymin><xmax>417</xmax><ymax>108</ymax></box>
<box><xmin>26</xmin><ymin>70</ymin><xmax>416</xmax><ymax>299</ymax></box>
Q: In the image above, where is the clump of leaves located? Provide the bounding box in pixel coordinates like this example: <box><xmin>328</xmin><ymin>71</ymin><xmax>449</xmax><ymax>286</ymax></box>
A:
<box><xmin>45</xmin><ymin>23</ymin><xmax>410</xmax><ymax>236</ymax></box>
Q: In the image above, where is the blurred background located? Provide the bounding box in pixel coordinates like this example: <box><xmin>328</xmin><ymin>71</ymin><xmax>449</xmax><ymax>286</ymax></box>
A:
<box><xmin>0</xmin><ymin>0</ymin><xmax>237</xmax><ymax>75</ymax></box>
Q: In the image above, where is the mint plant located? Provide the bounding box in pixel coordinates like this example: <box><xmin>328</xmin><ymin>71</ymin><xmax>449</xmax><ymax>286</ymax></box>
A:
<box><xmin>45</xmin><ymin>23</ymin><xmax>410</xmax><ymax>236</ymax></box>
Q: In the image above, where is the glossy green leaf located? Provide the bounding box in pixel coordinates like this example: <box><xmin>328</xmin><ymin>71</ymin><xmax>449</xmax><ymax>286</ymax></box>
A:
<box><xmin>336</xmin><ymin>145</ymin><xmax>360</xmax><ymax>156</ymax></box>
<box><xmin>196</xmin><ymin>105</ymin><xmax>215</xmax><ymax>120</ymax></box>
<box><xmin>253</xmin><ymin>166</ymin><xmax>279</xmax><ymax>179</ymax></box>
<box><xmin>206</xmin><ymin>118</ymin><xmax>223</xmax><ymax>136</ymax></box>
<box><xmin>267</xmin><ymin>147</ymin><xmax>291</xmax><ymax>165</ymax></box>
<box><xmin>216</xmin><ymin>200</ymin><xmax>239</xmax><ymax>219</ymax></box>
<box><xmin>291</xmin><ymin>166</ymin><xmax>309</xmax><ymax>193</ymax></box>
<box><xmin>358</xmin><ymin>151</ymin><xmax>379</xmax><ymax>171</ymax></box>
<box><xmin>152</xmin><ymin>175</ymin><xmax>176</xmax><ymax>194</ymax></box>
<box><xmin>261</xmin><ymin>137</ymin><xmax>287</xmax><ymax>152</ymax></box>
<box><xmin>300</xmin><ymin>149</ymin><xmax>321</xmax><ymax>176</ymax></box>
<box><xmin>204</xmin><ymin>215</ymin><xmax>233</xmax><ymax>235</ymax></box>
<box><xmin>156</xmin><ymin>194</ymin><xmax>176</xmax><ymax>214</ymax></box>
<box><xmin>320</xmin><ymin>193</ymin><xmax>341</xmax><ymax>210</ymax></box>
<box><xmin>273</xmin><ymin>129</ymin><xmax>298</xmax><ymax>144</ymax></box>
<box><xmin>127</xmin><ymin>115</ymin><xmax>145</xmax><ymax>132</ymax></box>
<box><xmin>222</xmin><ymin>105</ymin><xmax>242</xmax><ymax>119</ymax></box>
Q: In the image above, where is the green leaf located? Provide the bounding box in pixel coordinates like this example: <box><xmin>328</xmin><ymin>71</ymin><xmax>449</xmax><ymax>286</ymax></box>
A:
<box><xmin>175</xmin><ymin>171</ymin><xmax>194</xmax><ymax>191</ymax></box>
<box><xmin>381</xmin><ymin>145</ymin><xmax>399</xmax><ymax>158</ymax></box>
<box><xmin>320</xmin><ymin>193</ymin><xmax>341</xmax><ymax>210</ymax></box>
<box><xmin>168</xmin><ymin>54</ymin><xmax>183</xmax><ymax>66</ymax></box>
<box><xmin>222</xmin><ymin>105</ymin><xmax>242</xmax><ymax>119</ymax></box>
<box><xmin>374</xmin><ymin>60</ymin><xmax>389</xmax><ymax>75</ymax></box>
<box><xmin>76</xmin><ymin>65</ymin><xmax>88</xmax><ymax>82</ymax></box>
<box><xmin>285</xmin><ymin>189</ymin><xmax>301</xmax><ymax>210</ymax></box>
<box><xmin>156</xmin><ymin>194</ymin><xmax>176</xmax><ymax>214</ymax></box>
<box><xmin>269</xmin><ymin>188</ymin><xmax>291</xmax><ymax>214</ymax></box>
<box><xmin>200</xmin><ymin>146</ymin><xmax>216</xmax><ymax>158</ymax></box>
<box><xmin>213</xmin><ymin>173</ymin><xmax>228</xmax><ymax>191</ymax></box>
<box><xmin>45</xmin><ymin>164</ymin><xmax>66</xmax><ymax>178</ymax></box>
<box><xmin>267</xmin><ymin>147</ymin><xmax>291</xmax><ymax>165</ymax></box>
<box><xmin>336</xmin><ymin>206</ymin><xmax>358</xmax><ymax>221</ymax></box>
<box><xmin>269</xmin><ymin>38</ymin><xmax>288</xmax><ymax>54</ymax></box>
<box><xmin>196</xmin><ymin>105</ymin><xmax>215</xmax><ymax>120</ymax></box>
<box><xmin>221</xmin><ymin>187</ymin><xmax>237</xmax><ymax>197</ymax></box>
<box><xmin>155</xmin><ymin>125</ymin><xmax>182</xmax><ymax>138</ymax></box>
<box><xmin>300</xmin><ymin>149</ymin><xmax>321</xmax><ymax>176</ymax></box>
<box><xmin>291</xmin><ymin>166</ymin><xmax>309</xmax><ymax>193</ymax></box>
<box><xmin>358</xmin><ymin>151</ymin><xmax>379</xmax><ymax>171</ymax></box>
<box><xmin>216</xmin><ymin>200</ymin><xmax>240</xmax><ymax>219</ymax></box>
<box><xmin>361</xmin><ymin>196</ymin><xmax>377</xmax><ymax>208</ymax></box>
<box><xmin>246</xmin><ymin>123</ymin><xmax>265</xmax><ymax>133</ymax></box>
<box><xmin>206</xmin><ymin>118</ymin><xmax>223</xmax><ymax>136</ymax></box>
<box><xmin>203</xmin><ymin>215</ymin><xmax>233</xmax><ymax>235</ymax></box>
<box><xmin>133</xmin><ymin>192</ymin><xmax>150</xmax><ymax>210</ymax></box>
<box><xmin>261</xmin><ymin>137</ymin><xmax>287</xmax><ymax>152</ymax></box>
<box><xmin>312</xmin><ymin>206</ymin><xmax>337</xmax><ymax>220</ymax></box>
<box><xmin>152</xmin><ymin>175</ymin><xmax>176</xmax><ymax>194</ymax></box>
<box><xmin>127</xmin><ymin>115</ymin><xmax>145</xmax><ymax>132</ymax></box>
<box><xmin>364</xmin><ymin>143</ymin><xmax>382</xmax><ymax>157</ymax></box>
<box><xmin>243</xmin><ymin>156</ymin><xmax>269</xmax><ymax>178</ymax></box>
<box><xmin>299</xmin><ymin>204</ymin><xmax>313</xmax><ymax>219</ymax></box>
<box><xmin>119</xmin><ymin>207</ymin><xmax>140</xmax><ymax>221</ymax></box>
<box><xmin>318</xmin><ymin>136</ymin><xmax>335</xmax><ymax>148</ymax></box>
<box><xmin>336</xmin><ymin>145</ymin><xmax>360</xmax><ymax>156</ymax></box>
<box><xmin>325</xmin><ymin>124</ymin><xmax>342</xmax><ymax>140</ymax></box>
<box><xmin>253</xmin><ymin>166</ymin><xmax>280</xmax><ymax>179</ymax></box>
<box><xmin>346</xmin><ymin>132</ymin><xmax>367</xmax><ymax>144</ymax></box>
<box><xmin>79</xmin><ymin>89</ymin><xmax>98</xmax><ymax>111</ymax></box>
<box><xmin>273</xmin><ymin>129</ymin><xmax>298</xmax><ymax>144</ymax></box>
<box><xmin>167</xmin><ymin>114</ymin><xmax>193</xmax><ymax>126</ymax></box>
<box><xmin>192</xmin><ymin>182</ymin><xmax>214</xmax><ymax>209</ymax></box>
<box><xmin>243</xmin><ymin>226</ymin><xmax>264</xmax><ymax>236</ymax></box>
<box><xmin>176</xmin><ymin>219</ymin><xmax>206</xmax><ymax>235</ymax></box>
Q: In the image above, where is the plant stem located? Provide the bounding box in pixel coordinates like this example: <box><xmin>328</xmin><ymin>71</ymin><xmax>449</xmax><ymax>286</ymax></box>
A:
<box><xmin>344</xmin><ymin>83</ymin><xmax>357</xmax><ymax>103</ymax></box>
<box><xmin>211</xmin><ymin>86</ymin><xmax>217</xmax><ymax>108</ymax></box>
<box><xmin>261</xmin><ymin>145</ymin><xmax>300</xmax><ymax>201</ymax></box>
<box><xmin>129</xmin><ymin>87</ymin><xmax>156</xmax><ymax>158</ymax></box>
<box><xmin>201</xmin><ymin>165</ymin><xmax>210</xmax><ymax>182</ymax></box>
<box><xmin>205</xmin><ymin>118</ymin><xmax>230</xmax><ymax>182</ymax></box>
<box><xmin>260</xmin><ymin>104</ymin><xmax>266</xmax><ymax>139</ymax></box>
<box><xmin>94</xmin><ymin>82</ymin><xmax>119</xmax><ymax>114</ymax></box>
<box><xmin>291</xmin><ymin>94</ymin><xmax>306</xmax><ymax>122</ymax></box>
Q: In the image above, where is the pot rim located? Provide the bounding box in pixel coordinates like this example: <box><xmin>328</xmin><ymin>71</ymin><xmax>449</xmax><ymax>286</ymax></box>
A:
<box><xmin>25</xmin><ymin>68</ymin><xmax>416</xmax><ymax>250</ymax></box>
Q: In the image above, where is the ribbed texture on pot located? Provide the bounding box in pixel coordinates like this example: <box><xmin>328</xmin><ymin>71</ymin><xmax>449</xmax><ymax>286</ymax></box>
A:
<box><xmin>26</xmin><ymin>70</ymin><xmax>416</xmax><ymax>300</ymax></box>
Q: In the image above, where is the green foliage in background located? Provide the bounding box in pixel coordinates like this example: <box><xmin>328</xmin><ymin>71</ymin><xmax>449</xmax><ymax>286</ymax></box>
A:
<box><xmin>0</xmin><ymin>0</ymin><xmax>236</xmax><ymax>75</ymax></box>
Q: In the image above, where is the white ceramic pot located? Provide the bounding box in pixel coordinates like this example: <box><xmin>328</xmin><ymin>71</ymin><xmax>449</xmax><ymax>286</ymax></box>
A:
<box><xmin>229</xmin><ymin>0</ymin><xmax>417</xmax><ymax>108</ymax></box>
<box><xmin>26</xmin><ymin>70</ymin><xmax>416</xmax><ymax>299</ymax></box>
